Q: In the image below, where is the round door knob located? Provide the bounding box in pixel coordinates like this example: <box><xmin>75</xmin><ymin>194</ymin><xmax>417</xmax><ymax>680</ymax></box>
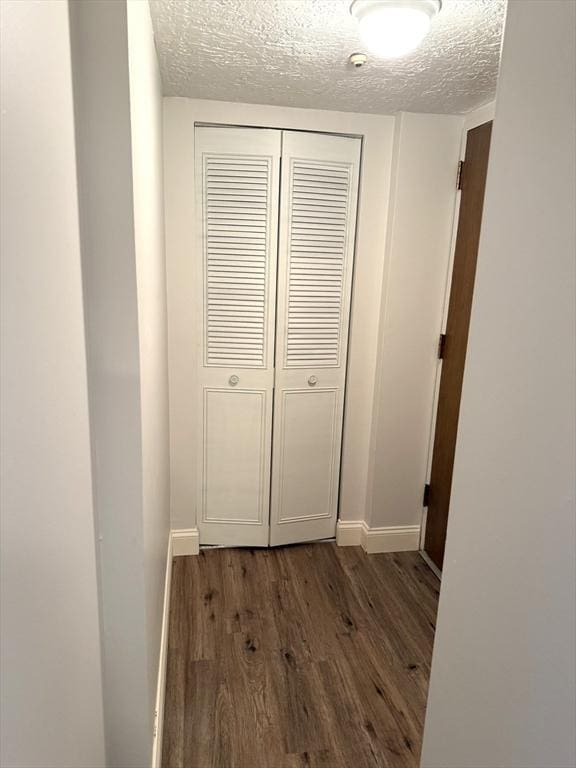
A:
<box><xmin>308</xmin><ymin>375</ymin><xmax>318</xmax><ymax>387</ymax></box>
<box><xmin>229</xmin><ymin>375</ymin><xmax>240</xmax><ymax>387</ymax></box>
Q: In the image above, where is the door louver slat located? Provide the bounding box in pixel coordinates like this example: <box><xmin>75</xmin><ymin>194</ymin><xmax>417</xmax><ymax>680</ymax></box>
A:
<box><xmin>285</xmin><ymin>161</ymin><xmax>351</xmax><ymax>368</ymax></box>
<box><xmin>203</xmin><ymin>155</ymin><xmax>272</xmax><ymax>368</ymax></box>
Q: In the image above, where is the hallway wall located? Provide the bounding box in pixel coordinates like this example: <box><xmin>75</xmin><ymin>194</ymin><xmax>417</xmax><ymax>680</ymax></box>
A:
<box><xmin>422</xmin><ymin>1</ymin><xmax>576</xmax><ymax>765</ymax></box>
<box><xmin>70</xmin><ymin>0</ymin><xmax>170</xmax><ymax>764</ymax></box>
<box><xmin>127</xmin><ymin>0</ymin><xmax>171</xmax><ymax>743</ymax></box>
<box><xmin>0</xmin><ymin>1</ymin><xmax>106</xmax><ymax>765</ymax></box>
<box><xmin>367</xmin><ymin>112</ymin><xmax>463</xmax><ymax>530</ymax></box>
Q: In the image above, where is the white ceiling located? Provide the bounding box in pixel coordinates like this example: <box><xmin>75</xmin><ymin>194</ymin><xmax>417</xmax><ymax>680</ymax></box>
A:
<box><xmin>149</xmin><ymin>0</ymin><xmax>506</xmax><ymax>115</ymax></box>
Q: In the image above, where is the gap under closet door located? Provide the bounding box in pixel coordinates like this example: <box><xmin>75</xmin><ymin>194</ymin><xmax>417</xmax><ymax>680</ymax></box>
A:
<box><xmin>195</xmin><ymin>126</ymin><xmax>280</xmax><ymax>546</ymax></box>
<box><xmin>270</xmin><ymin>131</ymin><xmax>361</xmax><ymax>546</ymax></box>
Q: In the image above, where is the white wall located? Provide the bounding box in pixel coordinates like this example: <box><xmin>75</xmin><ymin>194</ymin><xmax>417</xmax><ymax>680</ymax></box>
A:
<box><xmin>70</xmin><ymin>1</ymin><xmax>169</xmax><ymax>764</ymax></box>
<box><xmin>163</xmin><ymin>98</ymin><xmax>395</xmax><ymax>530</ymax></box>
<box><xmin>367</xmin><ymin>112</ymin><xmax>462</xmax><ymax>530</ymax></box>
<box><xmin>127</xmin><ymin>0</ymin><xmax>171</xmax><ymax>739</ymax></box>
<box><xmin>422</xmin><ymin>1</ymin><xmax>576</xmax><ymax>765</ymax></box>
<box><xmin>0</xmin><ymin>1</ymin><xmax>106</xmax><ymax>765</ymax></box>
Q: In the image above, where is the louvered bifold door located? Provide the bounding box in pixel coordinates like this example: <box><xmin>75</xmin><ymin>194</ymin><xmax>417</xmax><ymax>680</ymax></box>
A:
<box><xmin>195</xmin><ymin>127</ymin><xmax>280</xmax><ymax>546</ymax></box>
<box><xmin>270</xmin><ymin>131</ymin><xmax>361</xmax><ymax>546</ymax></box>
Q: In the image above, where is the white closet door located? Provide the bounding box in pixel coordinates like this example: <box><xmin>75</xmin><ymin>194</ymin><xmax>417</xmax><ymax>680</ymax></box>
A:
<box><xmin>270</xmin><ymin>131</ymin><xmax>361</xmax><ymax>546</ymax></box>
<box><xmin>195</xmin><ymin>127</ymin><xmax>280</xmax><ymax>546</ymax></box>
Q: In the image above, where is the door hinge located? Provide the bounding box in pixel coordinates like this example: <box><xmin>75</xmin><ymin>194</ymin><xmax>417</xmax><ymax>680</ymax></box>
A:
<box><xmin>423</xmin><ymin>483</ymin><xmax>431</xmax><ymax>507</ymax></box>
<box><xmin>456</xmin><ymin>160</ymin><xmax>464</xmax><ymax>190</ymax></box>
<box><xmin>438</xmin><ymin>333</ymin><xmax>447</xmax><ymax>360</ymax></box>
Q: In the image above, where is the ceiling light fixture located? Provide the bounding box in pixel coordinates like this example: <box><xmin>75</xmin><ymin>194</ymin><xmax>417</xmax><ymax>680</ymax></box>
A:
<box><xmin>350</xmin><ymin>0</ymin><xmax>441</xmax><ymax>58</ymax></box>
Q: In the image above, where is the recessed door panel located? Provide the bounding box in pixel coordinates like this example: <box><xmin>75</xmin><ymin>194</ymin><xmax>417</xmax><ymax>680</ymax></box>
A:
<box><xmin>276</xmin><ymin>388</ymin><xmax>338</xmax><ymax>522</ymax></box>
<box><xmin>202</xmin><ymin>387</ymin><xmax>269</xmax><ymax>530</ymax></box>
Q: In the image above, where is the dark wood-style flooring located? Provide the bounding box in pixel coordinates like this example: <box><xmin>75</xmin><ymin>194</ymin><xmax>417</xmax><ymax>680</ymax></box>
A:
<box><xmin>162</xmin><ymin>543</ymin><xmax>440</xmax><ymax>768</ymax></box>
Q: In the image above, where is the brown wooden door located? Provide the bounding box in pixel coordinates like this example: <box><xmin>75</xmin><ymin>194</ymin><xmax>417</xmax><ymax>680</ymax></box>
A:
<box><xmin>424</xmin><ymin>121</ymin><xmax>493</xmax><ymax>571</ymax></box>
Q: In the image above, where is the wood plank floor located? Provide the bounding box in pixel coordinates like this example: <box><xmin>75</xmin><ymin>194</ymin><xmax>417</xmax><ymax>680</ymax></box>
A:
<box><xmin>162</xmin><ymin>543</ymin><xmax>440</xmax><ymax>768</ymax></box>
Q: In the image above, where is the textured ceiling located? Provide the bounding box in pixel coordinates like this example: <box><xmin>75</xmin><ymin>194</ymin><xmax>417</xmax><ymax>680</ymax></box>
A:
<box><xmin>149</xmin><ymin>0</ymin><xmax>506</xmax><ymax>115</ymax></box>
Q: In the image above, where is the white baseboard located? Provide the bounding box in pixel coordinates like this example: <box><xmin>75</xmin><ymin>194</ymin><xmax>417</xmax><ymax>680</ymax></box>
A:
<box><xmin>336</xmin><ymin>520</ymin><xmax>421</xmax><ymax>554</ymax></box>
<box><xmin>171</xmin><ymin>527</ymin><xmax>200</xmax><ymax>556</ymax></box>
<box><xmin>151</xmin><ymin>533</ymin><xmax>173</xmax><ymax>768</ymax></box>
<box><xmin>336</xmin><ymin>520</ymin><xmax>364</xmax><ymax>546</ymax></box>
<box><xmin>362</xmin><ymin>523</ymin><xmax>421</xmax><ymax>553</ymax></box>
<box><xmin>151</xmin><ymin>527</ymin><xmax>201</xmax><ymax>765</ymax></box>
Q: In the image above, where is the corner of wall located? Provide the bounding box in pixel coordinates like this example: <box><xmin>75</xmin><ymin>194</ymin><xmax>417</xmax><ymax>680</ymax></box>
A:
<box><xmin>364</xmin><ymin>112</ymin><xmax>403</xmax><ymax>529</ymax></box>
<box><xmin>365</xmin><ymin>111</ymin><xmax>464</xmax><ymax>533</ymax></box>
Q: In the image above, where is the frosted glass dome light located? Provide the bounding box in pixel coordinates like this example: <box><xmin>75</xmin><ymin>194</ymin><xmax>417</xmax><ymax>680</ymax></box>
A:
<box><xmin>350</xmin><ymin>0</ymin><xmax>442</xmax><ymax>58</ymax></box>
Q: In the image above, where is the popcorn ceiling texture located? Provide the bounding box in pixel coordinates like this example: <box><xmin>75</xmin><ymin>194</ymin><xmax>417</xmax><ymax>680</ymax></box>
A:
<box><xmin>149</xmin><ymin>0</ymin><xmax>506</xmax><ymax>115</ymax></box>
